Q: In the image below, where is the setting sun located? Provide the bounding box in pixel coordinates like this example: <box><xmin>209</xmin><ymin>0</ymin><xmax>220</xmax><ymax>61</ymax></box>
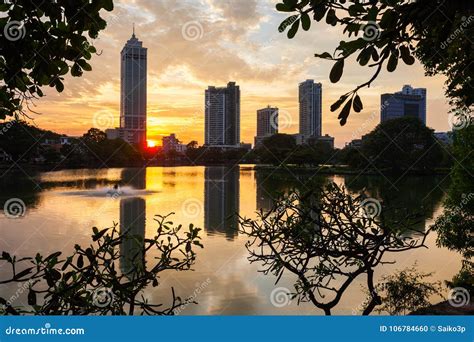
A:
<box><xmin>147</xmin><ymin>140</ymin><xmax>157</xmax><ymax>148</ymax></box>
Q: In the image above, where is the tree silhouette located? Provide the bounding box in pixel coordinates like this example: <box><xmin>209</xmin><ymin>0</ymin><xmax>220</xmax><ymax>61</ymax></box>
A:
<box><xmin>240</xmin><ymin>183</ymin><xmax>430</xmax><ymax>315</ymax></box>
<box><xmin>0</xmin><ymin>0</ymin><xmax>113</xmax><ymax>119</ymax></box>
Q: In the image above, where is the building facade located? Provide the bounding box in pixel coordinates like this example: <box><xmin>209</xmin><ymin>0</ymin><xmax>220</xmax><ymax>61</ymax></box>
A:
<box><xmin>120</xmin><ymin>30</ymin><xmax>147</xmax><ymax>147</ymax></box>
<box><xmin>162</xmin><ymin>134</ymin><xmax>187</xmax><ymax>153</ymax></box>
<box><xmin>299</xmin><ymin>80</ymin><xmax>322</xmax><ymax>142</ymax></box>
<box><xmin>205</xmin><ymin>82</ymin><xmax>240</xmax><ymax>147</ymax></box>
<box><xmin>381</xmin><ymin>85</ymin><xmax>426</xmax><ymax>124</ymax></box>
<box><xmin>254</xmin><ymin>106</ymin><xmax>278</xmax><ymax>147</ymax></box>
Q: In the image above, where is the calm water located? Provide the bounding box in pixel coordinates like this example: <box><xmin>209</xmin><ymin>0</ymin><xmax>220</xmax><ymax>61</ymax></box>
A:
<box><xmin>0</xmin><ymin>166</ymin><xmax>462</xmax><ymax>315</ymax></box>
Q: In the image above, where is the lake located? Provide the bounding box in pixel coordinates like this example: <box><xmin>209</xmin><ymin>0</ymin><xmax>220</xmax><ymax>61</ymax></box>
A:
<box><xmin>0</xmin><ymin>166</ymin><xmax>462</xmax><ymax>315</ymax></box>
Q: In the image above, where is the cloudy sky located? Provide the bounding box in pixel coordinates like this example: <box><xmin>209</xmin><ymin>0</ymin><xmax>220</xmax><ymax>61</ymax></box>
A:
<box><xmin>32</xmin><ymin>0</ymin><xmax>452</xmax><ymax>147</ymax></box>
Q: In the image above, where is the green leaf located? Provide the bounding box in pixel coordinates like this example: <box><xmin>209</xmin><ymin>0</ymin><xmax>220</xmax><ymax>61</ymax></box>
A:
<box><xmin>55</xmin><ymin>79</ymin><xmax>64</xmax><ymax>93</ymax></box>
<box><xmin>301</xmin><ymin>12</ymin><xmax>311</xmax><ymax>31</ymax></box>
<box><xmin>313</xmin><ymin>4</ymin><xmax>327</xmax><ymax>21</ymax></box>
<box><xmin>329</xmin><ymin>59</ymin><xmax>344</xmax><ymax>83</ymax></box>
<box><xmin>100</xmin><ymin>0</ymin><xmax>114</xmax><ymax>11</ymax></box>
<box><xmin>77</xmin><ymin>59</ymin><xmax>92</xmax><ymax>71</ymax></box>
<box><xmin>287</xmin><ymin>19</ymin><xmax>300</xmax><ymax>39</ymax></box>
<box><xmin>77</xmin><ymin>255</ymin><xmax>84</xmax><ymax>268</ymax></box>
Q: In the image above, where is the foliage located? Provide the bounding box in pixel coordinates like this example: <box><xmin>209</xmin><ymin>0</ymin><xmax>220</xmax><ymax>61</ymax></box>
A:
<box><xmin>445</xmin><ymin>261</ymin><xmax>473</xmax><ymax>296</ymax></box>
<box><xmin>432</xmin><ymin>122</ymin><xmax>473</xmax><ymax>260</ymax></box>
<box><xmin>342</xmin><ymin>117</ymin><xmax>442</xmax><ymax>172</ymax></box>
<box><xmin>0</xmin><ymin>120</ymin><xmax>60</xmax><ymax>161</ymax></box>
<box><xmin>275</xmin><ymin>0</ymin><xmax>474</xmax><ymax>124</ymax></box>
<box><xmin>255</xmin><ymin>134</ymin><xmax>297</xmax><ymax>164</ymax></box>
<box><xmin>0</xmin><ymin>214</ymin><xmax>203</xmax><ymax>315</ymax></box>
<box><xmin>0</xmin><ymin>0</ymin><xmax>113</xmax><ymax>119</ymax></box>
<box><xmin>374</xmin><ymin>264</ymin><xmax>442</xmax><ymax>315</ymax></box>
<box><xmin>239</xmin><ymin>182</ymin><xmax>429</xmax><ymax>315</ymax></box>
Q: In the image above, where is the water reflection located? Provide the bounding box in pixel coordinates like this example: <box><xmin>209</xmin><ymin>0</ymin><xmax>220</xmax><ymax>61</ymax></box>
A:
<box><xmin>204</xmin><ymin>166</ymin><xmax>240</xmax><ymax>240</ymax></box>
<box><xmin>120</xmin><ymin>197</ymin><xmax>146</xmax><ymax>277</ymax></box>
<box><xmin>119</xmin><ymin>169</ymin><xmax>146</xmax><ymax>277</ymax></box>
<box><xmin>344</xmin><ymin>175</ymin><xmax>448</xmax><ymax>232</ymax></box>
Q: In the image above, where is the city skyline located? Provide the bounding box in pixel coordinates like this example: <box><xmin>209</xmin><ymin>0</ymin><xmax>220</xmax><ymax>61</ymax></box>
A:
<box><xmin>24</xmin><ymin>0</ymin><xmax>453</xmax><ymax>148</ymax></box>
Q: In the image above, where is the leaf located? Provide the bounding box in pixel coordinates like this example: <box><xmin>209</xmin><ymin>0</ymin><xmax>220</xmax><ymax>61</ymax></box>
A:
<box><xmin>330</xmin><ymin>94</ymin><xmax>349</xmax><ymax>112</ymax></box>
<box><xmin>77</xmin><ymin>59</ymin><xmax>92</xmax><ymax>71</ymax></box>
<box><xmin>326</xmin><ymin>9</ymin><xmax>337</xmax><ymax>26</ymax></box>
<box><xmin>314</xmin><ymin>52</ymin><xmax>332</xmax><ymax>59</ymax></box>
<box><xmin>301</xmin><ymin>12</ymin><xmax>311</xmax><ymax>31</ymax></box>
<box><xmin>387</xmin><ymin>53</ymin><xmax>398</xmax><ymax>72</ymax></box>
<box><xmin>276</xmin><ymin>3</ymin><xmax>293</xmax><ymax>12</ymax></box>
<box><xmin>100</xmin><ymin>0</ymin><xmax>114</xmax><ymax>11</ymax></box>
<box><xmin>55</xmin><ymin>79</ymin><xmax>64</xmax><ymax>93</ymax></box>
<box><xmin>329</xmin><ymin>59</ymin><xmax>344</xmax><ymax>83</ymax></box>
<box><xmin>278</xmin><ymin>15</ymin><xmax>298</xmax><ymax>32</ymax></box>
<box><xmin>28</xmin><ymin>289</ymin><xmax>37</xmax><ymax>306</ymax></box>
<box><xmin>14</xmin><ymin>267</ymin><xmax>33</xmax><ymax>280</ymax></box>
<box><xmin>400</xmin><ymin>46</ymin><xmax>415</xmax><ymax>65</ymax></box>
<box><xmin>287</xmin><ymin>19</ymin><xmax>300</xmax><ymax>39</ymax></box>
<box><xmin>353</xmin><ymin>94</ymin><xmax>363</xmax><ymax>113</ymax></box>
<box><xmin>77</xmin><ymin>255</ymin><xmax>84</xmax><ymax>268</ymax></box>
<box><xmin>313</xmin><ymin>4</ymin><xmax>327</xmax><ymax>21</ymax></box>
<box><xmin>338</xmin><ymin>98</ymin><xmax>353</xmax><ymax>126</ymax></box>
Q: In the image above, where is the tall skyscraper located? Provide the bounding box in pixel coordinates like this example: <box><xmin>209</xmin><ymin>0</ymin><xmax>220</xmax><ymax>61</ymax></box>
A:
<box><xmin>299</xmin><ymin>80</ymin><xmax>322</xmax><ymax>142</ymax></box>
<box><xmin>205</xmin><ymin>82</ymin><xmax>240</xmax><ymax>147</ymax></box>
<box><xmin>120</xmin><ymin>28</ymin><xmax>147</xmax><ymax>147</ymax></box>
<box><xmin>381</xmin><ymin>85</ymin><xmax>427</xmax><ymax>124</ymax></box>
<box><xmin>254</xmin><ymin>106</ymin><xmax>278</xmax><ymax>147</ymax></box>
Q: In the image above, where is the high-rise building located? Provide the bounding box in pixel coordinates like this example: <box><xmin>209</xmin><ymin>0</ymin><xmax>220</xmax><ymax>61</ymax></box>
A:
<box><xmin>120</xmin><ymin>29</ymin><xmax>147</xmax><ymax>147</ymax></box>
<box><xmin>205</xmin><ymin>82</ymin><xmax>240</xmax><ymax>147</ymax></box>
<box><xmin>254</xmin><ymin>106</ymin><xmax>278</xmax><ymax>147</ymax></box>
<box><xmin>381</xmin><ymin>85</ymin><xmax>427</xmax><ymax>124</ymax></box>
<box><xmin>299</xmin><ymin>80</ymin><xmax>322</xmax><ymax>142</ymax></box>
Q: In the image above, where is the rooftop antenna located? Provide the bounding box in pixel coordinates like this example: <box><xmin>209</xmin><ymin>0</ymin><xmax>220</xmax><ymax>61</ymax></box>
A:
<box><xmin>132</xmin><ymin>23</ymin><xmax>136</xmax><ymax>38</ymax></box>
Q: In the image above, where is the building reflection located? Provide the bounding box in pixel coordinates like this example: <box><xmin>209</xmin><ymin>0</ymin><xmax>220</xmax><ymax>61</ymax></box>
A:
<box><xmin>120</xmin><ymin>167</ymin><xmax>147</xmax><ymax>277</ymax></box>
<box><xmin>121</xmin><ymin>168</ymin><xmax>146</xmax><ymax>189</ymax></box>
<box><xmin>120</xmin><ymin>197</ymin><xmax>146</xmax><ymax>278</ymax></box>
<box><xmin>204</xmin><ymin>166</ymin><xmax>240</xmax><ymax>240</ymax></box>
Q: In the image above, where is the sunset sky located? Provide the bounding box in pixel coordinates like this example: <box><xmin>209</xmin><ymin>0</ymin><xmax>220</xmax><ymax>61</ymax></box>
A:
<box><xmin>31</xmin><ymin>0</ymin><xmax>452</xmax><ymax>147</ymax></box>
